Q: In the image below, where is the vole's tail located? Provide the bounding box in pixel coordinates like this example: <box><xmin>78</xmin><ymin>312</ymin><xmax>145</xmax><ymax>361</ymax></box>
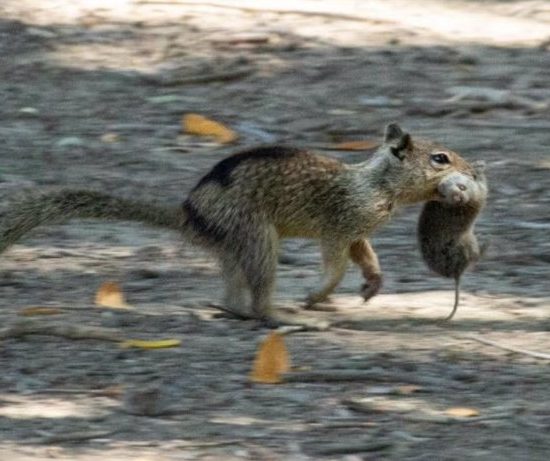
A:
<box><xmin>0</xmin><ymin>189</ymin><xmax>185</xmax><ymax>254</ymax></box>
<box><xmin>442</xmin><ymin>277</ymin><xmax>461</xmax><ymax>322</ymax></box>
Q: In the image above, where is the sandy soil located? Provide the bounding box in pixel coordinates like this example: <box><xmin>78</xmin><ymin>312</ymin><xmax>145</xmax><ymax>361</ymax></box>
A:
<box><xmin>1</xmin><ymin>1</ymin><xmax>549</xmax><ymax>459</ymax></box>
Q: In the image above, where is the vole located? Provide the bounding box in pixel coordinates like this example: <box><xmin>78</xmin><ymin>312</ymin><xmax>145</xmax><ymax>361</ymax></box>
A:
<box><xmin>417</xmin><ymin>161</ymin><xmax>488</xmax><ymax>321</ymax></box>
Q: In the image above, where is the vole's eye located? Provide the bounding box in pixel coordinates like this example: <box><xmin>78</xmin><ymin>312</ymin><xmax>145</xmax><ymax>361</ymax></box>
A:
<box><xmin>431</xmin><ymin>152</ymin><xmax>450</xmax><ymax>165</ymax></box>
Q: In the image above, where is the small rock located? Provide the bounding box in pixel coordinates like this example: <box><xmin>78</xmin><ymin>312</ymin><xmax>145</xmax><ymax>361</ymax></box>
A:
<box><xmin>19</xmin><ymin>107</ymin><xmax>39</xmax><ymax>116</ymax></box>
<box><xmin>123</xmin><ymin>385</ymin><xmax>177</xmax><ymax>416</ymax></box>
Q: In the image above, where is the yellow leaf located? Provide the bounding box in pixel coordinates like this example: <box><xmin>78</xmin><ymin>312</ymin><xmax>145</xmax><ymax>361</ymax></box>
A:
<box><xmin>100</xmin><ymin>132</ymin><xmax>120</xmax><ymax>143</ymax></box>
<box><xmin>95</xmin><ymin>281</ymin><xmax>131</xmax><ymax>309</ymax></box>
<box><xmin>334</xmin><ymin>140</ymin><xmax>379</xmax><ymax>151</ymax></box>
<box><xmin>182</xmin><ymin>113</ymin><xmax>238</xmax><ymax>144</ymax></box>
<box><xmin>120</xmin><ymin>339</ymin><xmax>181</xmax><ymax>349</ymax></box>
<box><xmin>445</xmin><ymin>407</ymin><xmax>480</xmax><ymax>418</ymax></box>
<box><xmin>18</xmin><ymin>307</ymin><xmax>63</xmax><ymax>316</ymax></box>
<box><xmin>250</xmin><ymin>332</ymin><xmax>290</xmax><ymax>384</ymax></box>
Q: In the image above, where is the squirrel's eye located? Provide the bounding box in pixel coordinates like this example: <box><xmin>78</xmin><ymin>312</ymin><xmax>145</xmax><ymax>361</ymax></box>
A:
<box><xmin>431</xmin><ymin>152</ymin><xmax>450</xmax><ymax>165</ymax></box>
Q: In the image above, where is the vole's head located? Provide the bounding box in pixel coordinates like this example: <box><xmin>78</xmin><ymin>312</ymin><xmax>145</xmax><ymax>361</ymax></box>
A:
<box><xmin>437</xmin><ymin>161</ymin><xmax>488</xmax><ymax>206</ymax></box>
<box><xmin>380</xmin><ymin>123</ymin><xmax>477</xmax><ymax>204</ymax></box>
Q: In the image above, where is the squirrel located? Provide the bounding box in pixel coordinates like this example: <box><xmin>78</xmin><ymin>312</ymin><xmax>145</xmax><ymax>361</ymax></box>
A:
<box><xmin>0</xmin><ymin>123</ymin><xmax>477</xmax><ymax>326</ymax></box>
<box><xmin>417</xmin><ymin>161</ymin><xmax>488</xmax><ymax>321</ymax></box>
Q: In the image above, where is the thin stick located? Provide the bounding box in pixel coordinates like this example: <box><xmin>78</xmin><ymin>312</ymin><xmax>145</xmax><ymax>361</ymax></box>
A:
<box><xmin>460</xmin><ymin>334</ymin><xmax>550</xmax><ymax>360</ymax></box>
<box><xmin>311</xmin><ymin>441</ymin><xmax>393</xmax><ymax>456</ymax></box>
<box><xmin>0</xmin><ymin>320</ymin><xmax>122</xmax><ymax>342</ymax></box>
<box><xmin>456</xmin><ymin>121</ymin><xmax>550</xmax><ymax>130</ymax></box>
<box><xmin>135</xmin><ymin>0</ymin><xmax>388</xmax><ymax>24</ymax></box>
<box><xmin>283</xmin><ymin>370</ymin><xmax>396</xmax><ymax>383</ymax></box>
<box><xmin>144</xmin><ymin>68</ymin><xmax>255</xmax><ymax>86</ymax></box>
<box><xmin>39</xmin><ymin>430</ymin><xmax>117</xmax><ymax>444</ymax></box>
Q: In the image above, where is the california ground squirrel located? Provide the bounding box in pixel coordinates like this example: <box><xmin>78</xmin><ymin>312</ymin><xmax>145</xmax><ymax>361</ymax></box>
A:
<box><xmin>418</xmin><ymin>161</ymin><xmax>488</xmax><ymax>321</ymax></box>
<box><xmin>0</xmin><ymin>123</ymin><xmax>476</xmax><ymax>325</ymax></box>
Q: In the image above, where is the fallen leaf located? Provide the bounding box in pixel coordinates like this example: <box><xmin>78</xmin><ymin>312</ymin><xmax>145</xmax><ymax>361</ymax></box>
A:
<box><xmin>334</xmin><ymin>140</ymin><xmax>379</xmax><ymax>151</ymax></box>
<box><xmin>250</xmin><ymin>332</ymin><xmax>290</xmax><ymax>384</ymax></box>
<box><xmin>100</xmin><ymin>132</ymin><xmax>120</xmax><ymax>143</ymax></box>
<box><xmin>120</xmin><ymin>339</ymin><xmax>181</xmax><ymax>349</ymax></box>
<box><xmin>97</xmin><ymin>384</ymin><xmax>125</xmax><ymax>398</ymax></box>
<box><xmin>397</xmin><ymin>385</ymin><xmax>423</xmax><ymax>395</ymax></box>
<box><xmin>182</xmin><ymin>113</ymin><xmax>238</xmax><ymax>144</ymax></box>
<box><xmin>18</xmin><ymin>307</ymin><xmax>63</xmax><ymax>316</ymax></box>
<box><xmin>445</xmin><ymin>407</ymin><xmax>480</xmax><ymax>418</ymax></box>
<box><xmin>95</xmin><ymin>281</ymin><xmax>131</xmax><ymax>309</ymax></box>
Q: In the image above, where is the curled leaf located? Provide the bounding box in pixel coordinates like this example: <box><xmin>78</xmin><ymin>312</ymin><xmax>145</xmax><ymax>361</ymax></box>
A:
<box><xmin>334</xmin><ymin>140</ymin><xmax>379</xmax><ymax>151</ymax></box>
<box><xmin>120</xmin><ymin>339</ymin><xmax>181</xmax><ymax>349</ymax></box>
<box><xmin>182</xmin><ymin>113</ymin><xmax>238</xmax><ymax>144</ymax></box>
<box><xmin>95</xmin><ymin>281</ymin><xmax>131</xmax><ymax>309</ymax></box>
<box><xmin>250</xmin><ymin>332</ymin><xmax>290</xmax><ymax>384</ymax></box>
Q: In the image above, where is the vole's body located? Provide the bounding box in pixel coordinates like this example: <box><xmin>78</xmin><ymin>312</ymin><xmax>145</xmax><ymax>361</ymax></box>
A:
<box><xmin>418</xmin><ymin>163</ymin><xmax>488</xmax><ymax>320</ymax></box>
<box><xmin>0</xmin><ymin>124</ymin><xmax>476</xmax><ymax>325</ymax></box>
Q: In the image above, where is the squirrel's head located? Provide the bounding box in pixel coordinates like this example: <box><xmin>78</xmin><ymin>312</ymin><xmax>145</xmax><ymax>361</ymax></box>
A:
<box><xmin>380</xmin><ymin>123</ymin><xmax>478</xmax><ymax>204</ymax></box>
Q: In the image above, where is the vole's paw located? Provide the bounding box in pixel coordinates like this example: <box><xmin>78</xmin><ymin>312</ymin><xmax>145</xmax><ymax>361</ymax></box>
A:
<box><xmin>361</xmin><ymin>273</ymin><xmax>383</xmax><ymax>302</ymax></box>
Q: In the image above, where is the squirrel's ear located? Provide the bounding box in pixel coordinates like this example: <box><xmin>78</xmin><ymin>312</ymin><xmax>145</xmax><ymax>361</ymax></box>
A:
<box><xmin>384</xmin><ymin>123</ymin><xmax>411</xmax><ymax>160</ymax></box>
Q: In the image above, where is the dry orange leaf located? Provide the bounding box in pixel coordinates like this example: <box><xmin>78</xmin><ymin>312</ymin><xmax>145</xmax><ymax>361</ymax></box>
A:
<box><xmin>334</xmin><ymin>140</ymin><xmax>379</xmax><ymax>151</ymax></box>
<box><xmin>182</xmin><ymin>113</ymin><xmax>238</xmax><ymax>144</ymax></box>
<box><xmin>250</xmin><ymin>332</ymin><xmax>290</xmax><ymax>384</ymax></box>
<box><xmin>445</xmin><ymin>407</ymin><xmax>480</xmax><ymax>418</ymax></box>
<box><xmin>95</xmin><ymin>281</ymin><xmax>131</xmax><ymax>309</ymax></box>
<box><xmin>19</xmin><ymin>307</ymin><xmax>63</xmax><ymax>316</ymax></box>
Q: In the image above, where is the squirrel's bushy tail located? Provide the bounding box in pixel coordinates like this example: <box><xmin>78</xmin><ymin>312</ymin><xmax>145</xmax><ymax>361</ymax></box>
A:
<box><xmin>0</xmin><ymin>189</ymin><xmax>184</xmax><ymax>254</ymax></box>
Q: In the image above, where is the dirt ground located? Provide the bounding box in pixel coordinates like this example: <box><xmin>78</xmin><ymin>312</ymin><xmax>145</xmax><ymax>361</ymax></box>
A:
<box><xmin>1</xmin><ymin>0</ymin><xmax>550</xmax><ymax>459</ymax></box>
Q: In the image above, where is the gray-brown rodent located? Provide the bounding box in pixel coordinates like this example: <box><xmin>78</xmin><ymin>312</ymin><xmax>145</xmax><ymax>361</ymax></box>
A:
<box><xmin>1</xmin><ymin>123</ymin><xmax>477</xmax><ymax>326</ymax></box>
<box><xmin>417</xmin><ymin>161</ymin><xmax>488</xmax><ymax>321</ymax></box>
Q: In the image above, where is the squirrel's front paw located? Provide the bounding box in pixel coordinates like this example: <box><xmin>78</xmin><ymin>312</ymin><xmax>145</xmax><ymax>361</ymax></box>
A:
<box><xmin>361</xmin><ymin>273</ymin><xmax>383</xmax><ymax>302</ymax></box>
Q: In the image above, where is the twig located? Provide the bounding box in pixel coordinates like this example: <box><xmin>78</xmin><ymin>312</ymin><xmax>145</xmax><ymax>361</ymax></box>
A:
<box><xmin>143</xmin><ymin>67</ymin><xmax>255</xmax><ymax>87</ymax></box>
<box><xmin>0</xmin><ymin>320</ymin><xmax>122</xmax><ymax>342</ymax></box>
<box><xmin>311</xmin><ymin>441</ymin><xmax>392</xmax><ymax>456</ymax></box>
<box><xmin>283</xmin><ymin>369</ymin><xmax>461</xmax><ymax>389</ymax></box>
<box><xmin>459</xmin><ymin>334</ymin><xmax>550</xmax><ymax>360</ymax></box>
<box><xmin>32</xmin><ymin>386</ymin><xmax>124</xmax><ymax>397</ymax></box>
<box><xmin>175</xmin><ymin>439</ymin><xmax>244</xmax><ymax>449</ymax></box>
<box><xmin>135</xmin><ymin>1</ymin><xmax>389</xmax><ymax>24</ymax></box>
<box><xmin>456</xmin><ymin>121</ymin><xmax>550</xmax><ymax>130</ymax></box>
<box><xmin>37</xmin><ymin>430</ymin><xmax>117</xmax><ymax>444</ymax></box>
<box><xmin>283</xmin><ymin>370</ymin><xmax>396</xmax><ymax>383</ymax></box>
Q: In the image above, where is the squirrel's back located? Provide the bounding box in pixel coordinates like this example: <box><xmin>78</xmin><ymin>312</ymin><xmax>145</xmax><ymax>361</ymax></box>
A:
<box><xmin>184</xmin><ymin>146</ymin><xmax>349</xmax><ymax>241</ymax></box>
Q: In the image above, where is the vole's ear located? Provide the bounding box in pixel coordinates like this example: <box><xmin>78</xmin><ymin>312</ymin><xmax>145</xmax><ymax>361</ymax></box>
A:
<box><xmin>384</xmin><ymin>123</ymin><xmax>411</xmax><ymax>160</ymax></box>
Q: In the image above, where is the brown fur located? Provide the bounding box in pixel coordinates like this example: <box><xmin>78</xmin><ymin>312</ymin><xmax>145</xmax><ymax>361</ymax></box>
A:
<box><xmin>417</xmin><ymin>162</ymin><xmax>488</xmax><ymax>321</ymax></box>
<box><xmin>0</xmin><ymin>124</ymin><xmax>476</xmax><ymax>325</ymax></box>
